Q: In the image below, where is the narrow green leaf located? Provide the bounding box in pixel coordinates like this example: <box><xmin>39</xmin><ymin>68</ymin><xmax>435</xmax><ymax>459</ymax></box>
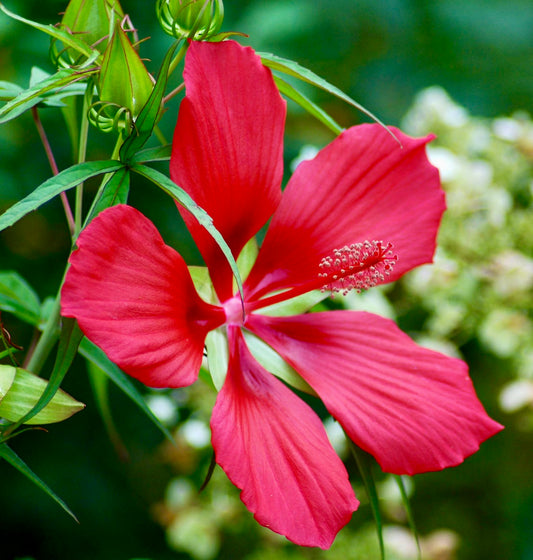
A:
<box><xmin>0</xmin><ymin>80</ymin><xmax>23</xmax><ymax>100</ymax></box>
<box><xmin>0</xmin><ymin>160</ymin><xmax>124</xmax><ymax>232</ymax></box>
<box><xmin>79</xmin><ymin>338</ymin><xmax>174</xmax><ymax>444</ymax></box>
<box><xmin>119</xmin><ymin>41</ymin><xmax>180</xmax><ymax>162</ymax></box>
<box><xmin>0</xmin><ymin>66</ymin><xmax>96</xmax><ymax>124</ymax></box>
<box><xmin>349</xmin><ymin>441</ymin><xmax>386</xmax><ymax>560</ymax></box>
<box><xmin>0</xmin><ymin>365</ymin><xmax>84</xmax><ymax>424</ymax></box>
<box><xmin>89</xmin><ymin>166</ymin><xmax>130</xmax><ymax>219</ymax></box>
<box><xmin>260</xmin><ymin>52</ymin><xmax>396</xmax><ymax>142</ymax></box>
<box><xmin>273</xmin><ymin>75</ymin><xmax>343</xmax><ymax>135</ymax></box>
<box><xmin>0</xmin><ymin>443</ymin><xmax>78</xmax><ymax>522</ymax></box>
<box><xmin>394</xmin><ymin>475</ymin><xmax>421</xmax><ymax>560</ymax></box>
<box><xmin>30</xmin><ymin>66</ymin><xmax>87</xmax><ymax>107</ymax></box>
<box><xmin>0</xmin><ymin>3</ymin><xmax>96</xmax><ymax>60</ymax></box>
<box><xmin>1</xmin><ymin>319</ymin><xmax>83</xmax><ymax>435</ymax></box>
<box><xmin>129</xmin><ymin>144</ymin><xmax>172</xmax><ymax>163</ymax></box>
<box><xmin>131</xmin><ymin>163</ymin><xmax>243</xmax><ymax>300</ymax></box>
<box><xmin>0</xmin><ymin>271</ymin><xmax>41</xmax><ymax>325</ymax></box>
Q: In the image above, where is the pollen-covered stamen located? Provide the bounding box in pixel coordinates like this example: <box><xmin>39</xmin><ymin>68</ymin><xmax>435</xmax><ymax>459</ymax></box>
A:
<box><xmin>318</xmin><ymin>240</ymin><xmax>398</xmax><ymax>295</ymax></box>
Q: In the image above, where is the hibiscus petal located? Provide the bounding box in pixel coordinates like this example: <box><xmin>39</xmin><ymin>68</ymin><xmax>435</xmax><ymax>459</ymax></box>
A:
<box><xmin>247</xmin><ymin>311</ymin><xmax>503</xmax><ymax>475</ymax></box>
<box><xmin>245</xmin><ymin>125</ymin><xmax>443</xmax><ymax>300</ymax></box>
<box><xmin>61</xmin><ymin>205</ymin><xmax>225</xmax><ymax>388</ymax></box>
<box><xmin>211</xmin><ymin>327</ymin><xmax>358</xmax><ymax>548</ymax></box>
<box><xmin>171</xmin><ymin>40</ymin><xmax>286</xmax><ymax>300</ymax></box>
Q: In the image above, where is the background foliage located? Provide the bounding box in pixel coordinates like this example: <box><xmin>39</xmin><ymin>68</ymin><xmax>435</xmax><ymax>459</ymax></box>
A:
<box><xmin>1</xmin><ymin>1</ymin><xmax>532</xmax><ymax>559</ymax></box>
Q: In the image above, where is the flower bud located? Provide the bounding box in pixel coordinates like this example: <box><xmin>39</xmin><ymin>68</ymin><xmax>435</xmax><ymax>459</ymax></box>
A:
<box><xmin>0</xmin><ymin>365</ymin><xmax>85</xmax><ymax>424</ymax></box>
<box><xmin>97</xmin><ymin>21</ymin><xmax>154</xmax><ymax>121</ymax></box>
<box><xmin>55</xmin><ymin>0</ymin><xmax>125</xmax><ymax>66</ymax></box>
<box><xmin>156</xmin><ymin>0</ymin><xmax>224</xmax><ymax>40</ymax></box>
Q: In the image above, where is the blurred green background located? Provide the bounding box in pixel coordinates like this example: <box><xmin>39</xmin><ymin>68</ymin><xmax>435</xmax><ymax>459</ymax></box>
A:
<box><xmin>1</xmin><ymin>1</ymin><xmax>532</xmax><ymax>559</ymax></box>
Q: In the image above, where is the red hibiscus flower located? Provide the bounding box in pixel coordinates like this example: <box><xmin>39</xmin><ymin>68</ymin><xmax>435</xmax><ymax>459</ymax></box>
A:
<box><xmin>61</xmin><ymin>40</ymin><xmax>502</xmax><ymax>548</ymax></box>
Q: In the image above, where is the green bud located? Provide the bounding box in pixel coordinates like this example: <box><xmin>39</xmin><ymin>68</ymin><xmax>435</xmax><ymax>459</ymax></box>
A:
<box><xmin>0</xmin><ymin>365</ymin><xmax>85</xmax><ymax>425</ymax></box>
<box><xmin>156</xmin><ymin>0</ymin><xmax>224</xmax><ymax>39</ymax></box>
<box><xmin>55</xmin><ymin>0</ymin><xmax>125</xmax><ymax>66</ymax></box>
<box><xmin>98</xmin><ymin>21</ymin><xmax>154</xmax><ymax>119</ymax></box>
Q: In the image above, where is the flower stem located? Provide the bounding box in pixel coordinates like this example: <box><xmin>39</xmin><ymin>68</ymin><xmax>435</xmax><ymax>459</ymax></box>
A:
<box><xmin>24</xmin><ymin>295</ymin><xmax>61</xmax><ymax>375</ymax></box>
<box><xmin>74</xmin><ymin>92</ymin><xmax>91</xmax><ymax>236</ymax></box>
<box><xmin>31</xmin><ymin>106</ymin><xmax>75</xmax><ymax>236</ymax></box>
<box><xmin>167</xmin><ymin>42</ymin><xmax>188</xmax><ymax>78</ymax></box>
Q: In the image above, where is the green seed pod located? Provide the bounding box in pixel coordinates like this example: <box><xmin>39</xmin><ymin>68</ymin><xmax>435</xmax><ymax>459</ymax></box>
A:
<box><xmin>156</xmin><ymin>0</ymin><xmax>224</xmax><ymax>40</ymax></box>
<box><xmin>0</xmin><ymin>365</ymin><xmax>85</xmax><ymax>425</ymax></box>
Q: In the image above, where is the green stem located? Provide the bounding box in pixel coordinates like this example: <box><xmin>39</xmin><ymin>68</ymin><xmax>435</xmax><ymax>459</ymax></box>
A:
<box><xmin>153</xmin><ymin>124</ymin><xmax>168</xmax><ymax>145</ymax></box>
<box><xmin>74</xmin><ymin>92</ymin><xmax>91</xmax><ymax>236</ymax></box>
<box><xmin>25</xmin><ymin>295</ymin><xmax>61</xmax><ymax>375</ymax></box>
<box><xmin>83</xmin><ymin>134</ymin><xmax>124</xmax><ymax>223</ymax></box>
<box><xmin>167</xmin><ymin>42</ymin><xmax>188</xmax><ymax>77</ymax></box>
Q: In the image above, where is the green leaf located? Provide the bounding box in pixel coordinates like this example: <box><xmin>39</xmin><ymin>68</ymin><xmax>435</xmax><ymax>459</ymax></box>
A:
<box><xmin>129</xmin><ymin>144</ymin><xmax>172</xmax><ymax>163</ymax></box>
<box><xmin>89</xmin><ymin>166</ymin><xmax>130</xmax><ymax>219</ymax></box>
<box><xmin>273</xmin><ymin>75</ymin><xmax>343</xmax><ymax>135</ymax></box>
<box><xmin>79</xmin><ymin>338</ymin><xmax>174</xmax><ymax>444</ymax></box>
<box><xmin>0</xmin><ymin>3</ymin><xmax>97</xmax><ymax>61</ymax></box>
<box><xmin>0</xmin><ymin>160</ymin><xmax>124</xmax><ymax>232</ymax></box>
<box><xmin>0</xmin><ymin>442</ymin><xmax>78</xmax><ymax>522</ymax></box>
<box><xmin>131</xmin><ymin>163</ymin><xmax>243</xmax><ymax>300</ymax></box>
<box><xmin>349</xmin><ymin>442</ymin><xmax>386</xmax><ymax>560</ymax></box>
<box><xmin>119</xmin><ymin>41</ymin><xmax>180</xmax><ymax>162</ymax></box>
<box><xmin>394</xmin><ymin>475</ymin><xmax>421</xmax><ymax>560</ymax></box>
<box><xmin>29</xmin><ymin>67</ymin><xmax>87</xmax><ymax>108</ymax></box>
<box><xmin>0</xmin><ymin>80</ymin><xmax>23</xmax><ymax>101</ymax></box>
<box><xmin>0</xmin><ymin>365</ymin><xmax>84</xmax><ymax>424</ymax></box>
<box><xmin>0</xmin><ymin>271</ymin><xmax>41</xmax><ymax>325</ymax></box>
<box><xmin>244</xmin><ymin>332</ymin><xmax>316</xmax><ymax>395</ymax></box>
<box><xmin>1</xmin><ymin>319</ymin><xmax>84</xmax><ymax>435</ymax></box>
<box><xmin>260</xmin><ymin>52</ymin><xmax>396</xmax><ymax>141</ymax></box>
<box><xmin>0</xmin><ymin>66</ymin><xmax>96</xmax><ymax>124</ymax></box>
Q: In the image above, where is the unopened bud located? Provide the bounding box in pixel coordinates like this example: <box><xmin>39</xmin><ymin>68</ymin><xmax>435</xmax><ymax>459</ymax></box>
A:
<box><xmin>0</xmin><ymin>365</ymin><xmax>85</xmax><ymax>425</ymax></box>
<box><xmin>156</xmin><ymin>0</ymin><xmax>224</xmax><ymax>40</ymax></box>
<box><xmin>97</xmin><ymin>21</ymin><xmax>154</xmax><ymax>121</ymax></box>
<box><xmin>54</xmin><ymin>0</ymin><xmax>125</xmax><ymax>66</ymax></box>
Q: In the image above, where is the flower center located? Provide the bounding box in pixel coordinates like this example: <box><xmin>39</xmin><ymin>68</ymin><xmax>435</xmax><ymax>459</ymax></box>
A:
<box><xmin>223</xmin><ymin>295</ymin><xmax>246</xmax><ymax>326</ymax></box>
<box><xmin>318</xmin><ymin>240</ymin><xmax>398</xmax><ymax>295</ymax></box>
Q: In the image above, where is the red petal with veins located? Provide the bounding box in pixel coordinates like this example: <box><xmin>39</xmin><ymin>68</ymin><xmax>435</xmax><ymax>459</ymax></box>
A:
<box><xmin>61</xmin><ymin>205</ymin><xmax>225</xmax><ymax>388</ymax></box>
<box><xmin>245</xmin><ymin>125</ymin><xmax>443</xmax><ymax>301</ymax></box>
<box><xmin>171</xmin><ymin>40</ymin><xmax>286</xmax><ymax>300</ymax></box>
<box><xmin>211</xmin><ymin>328</ymin><xmax>358</xmax><ymax>548</ymax></box>
<box><xmin>247</xmin><ymin>311</ymin><xmax>503</xmax><ymax>475</ymax></box>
